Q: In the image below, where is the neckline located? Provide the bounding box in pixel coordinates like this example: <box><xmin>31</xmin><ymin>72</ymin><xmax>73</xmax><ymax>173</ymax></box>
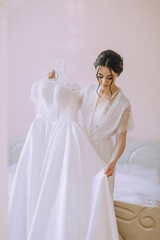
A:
<box><xmin>108</xmin><ymin>88</ymin><xmax>121</xmax><ymax>101</ymax></box>
<box><xmin>90</xmin><ymin>86</ymin><xmax>121</xmax><ymax>127</ymax></box>
<box><xmin>96</xmin><ymin>87</ymin><xmax>121</xmax><ymax>108</ymax></box>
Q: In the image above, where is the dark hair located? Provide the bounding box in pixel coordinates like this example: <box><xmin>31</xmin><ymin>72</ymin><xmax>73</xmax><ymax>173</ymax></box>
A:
<box><xmin>94</xmin><ymin>49</ymin><xmax>123</xmax><ymax>97</ymax></box>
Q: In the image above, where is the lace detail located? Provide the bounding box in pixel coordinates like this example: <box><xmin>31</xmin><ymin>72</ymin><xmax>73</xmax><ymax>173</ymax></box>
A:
<box><xmin>30</xmin><ymin>77</ymin><xmax>54</xmax><ymax>103</ymax></box>
<box><xmin>78</xmin><ymin>86</ymin><xmax>90</xmax><ymax>109</ymax></box>
<box><xmin>116</xmin><ymin>105</ymin><xmax>135</xmax><ymax>134</ymax></box>
<box><xmin>40</xmin><ymin>79</ymin><xmax>56</xmax><ymax>105</ymax></box>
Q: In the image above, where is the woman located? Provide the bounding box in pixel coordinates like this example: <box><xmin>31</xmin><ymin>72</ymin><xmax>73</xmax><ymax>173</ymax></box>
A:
<box><xmin>81</xmin><ymin>50</ymin><xmax>135</xmax><ymax>240</ymax></box>
<box><xmin>79</xmin><ymin>49</ymin><xmax>135</xmax><ymax>197</ymax></box>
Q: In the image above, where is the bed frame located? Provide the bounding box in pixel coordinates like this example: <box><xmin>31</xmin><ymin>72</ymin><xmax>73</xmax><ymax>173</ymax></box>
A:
<box><xmin>8</xmin><ymin>137</ymin><xmax>160</xmax><ymax>240</ymax></box>
<box><xmin>113</xmin><ymin>138</ymin><xmax>160</xmax><ymax>240</ymax></box>
<box><xmin>115</xmin><ymin>200</ymin><xmax>160</xmax><ymax>240</ymax></box>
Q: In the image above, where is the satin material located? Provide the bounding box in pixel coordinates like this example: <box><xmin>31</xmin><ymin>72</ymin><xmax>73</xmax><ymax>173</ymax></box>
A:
<box><xmin>8</xmin><ymin>79</ymin><xmax>119</xmax><ymax>240</ymax></box>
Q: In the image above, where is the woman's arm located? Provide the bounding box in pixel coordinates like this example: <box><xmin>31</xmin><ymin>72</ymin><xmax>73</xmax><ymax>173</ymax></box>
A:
<box><xmin>104</xmin><ymin>131</ymin><xmax>127</xmax><ymax>177</ymax></box>
<box><xmin>104</xmin><ymin>105</ymin><xmax>132</xmax><ymax>177</ymax></box>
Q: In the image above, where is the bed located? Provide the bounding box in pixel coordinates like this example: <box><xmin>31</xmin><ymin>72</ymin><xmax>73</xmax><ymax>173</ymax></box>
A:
<box><xmin>8</xmin><ymin>137</ymin><xmax>160</xmax><ymax>240</ymax></box>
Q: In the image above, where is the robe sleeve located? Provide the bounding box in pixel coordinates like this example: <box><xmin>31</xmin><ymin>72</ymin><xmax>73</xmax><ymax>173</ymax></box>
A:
<box><xmin>116</xmin><ymin>104</ymin><xmax>135</xmax><ymax>134</ymax></box>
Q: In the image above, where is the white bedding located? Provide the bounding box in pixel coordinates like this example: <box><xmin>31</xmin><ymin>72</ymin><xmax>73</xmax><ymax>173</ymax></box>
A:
<box><xmin>114</xmin><ymin>163</ymin><xmax>160</xmax><ymax>207</ymax></box>
<box><xmin>8</xmin><ymin>162</ymin><xmax>160</xmax><ymax>208</ymax></box>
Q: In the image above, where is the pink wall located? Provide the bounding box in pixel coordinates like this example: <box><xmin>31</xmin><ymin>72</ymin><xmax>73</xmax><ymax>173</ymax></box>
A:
<box><xmin>0</xmin><ymin>2</ymin><xmax>9</xmax><ymax>240</ymax></box>
<box><xmin>6</xmin><ymin>0</ymin><xmax>160</xmax><ymax>143</ymax></box>
<box><xmin>1</xmin><ymin>0</ymin><xmax>160</xmax><ymax>238</ymax></box>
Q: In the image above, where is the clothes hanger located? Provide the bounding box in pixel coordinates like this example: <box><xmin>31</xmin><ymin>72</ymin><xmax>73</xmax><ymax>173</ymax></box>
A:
<box><xmin>31</xmin><ymin>59</ymin><xmax>74</xmax><ymax>103</ymax></box>
<box><xmin>53</xmin><ymin>58</ymin><xmax>74</xmax><ymax>84</ymax></box>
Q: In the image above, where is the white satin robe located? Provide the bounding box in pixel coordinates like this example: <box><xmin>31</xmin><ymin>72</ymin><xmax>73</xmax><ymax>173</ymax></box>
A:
<box><xmin>80</xmin><ymin>84</ymin><xmax>135</xmax><ymax>196</ymax></box>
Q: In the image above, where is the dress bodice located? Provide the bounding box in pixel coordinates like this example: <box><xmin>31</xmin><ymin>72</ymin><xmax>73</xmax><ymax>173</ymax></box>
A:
<box><xmin>30</xmin><ymin>78</ymin><xmax>80</xmax><ymax>122</ymax></box>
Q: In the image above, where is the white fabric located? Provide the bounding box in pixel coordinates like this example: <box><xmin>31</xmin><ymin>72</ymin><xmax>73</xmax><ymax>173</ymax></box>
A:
<box><xmin>80</xmin><ymin>85</ymin><xmax>135</xmax><ymax>240</ymax></box>
<box><xmin>80</xmin><ymin>84</ymin><xmax>135</xmax><ymax>196</ymax></box>
<box><xmin>8</xmin><ymin>79</ymin><xmax>119</xmax><ymax>240</ymax></box>
<box><xmin>114</xmin><ymin>163</ymin><xmax>160</xmax><ymax>207</ymax></box>
<box><xmin>8</xmin><ymin>161</ymin><xmax>160</xmax><ymax>208</ymax></box>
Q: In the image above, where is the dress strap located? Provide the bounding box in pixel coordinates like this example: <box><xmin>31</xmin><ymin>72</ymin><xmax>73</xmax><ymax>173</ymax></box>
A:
<box><xmin>109</xmin><ymin>88</ymin><xmax>120</xmax><ymax>100</ymax></box>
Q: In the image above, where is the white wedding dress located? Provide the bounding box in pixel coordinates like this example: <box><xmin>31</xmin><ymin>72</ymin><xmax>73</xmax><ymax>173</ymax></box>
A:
<box><xmin>8</xmin><ymin>76</ymin><xmax>120</xmax><ymax>240</ymax></box>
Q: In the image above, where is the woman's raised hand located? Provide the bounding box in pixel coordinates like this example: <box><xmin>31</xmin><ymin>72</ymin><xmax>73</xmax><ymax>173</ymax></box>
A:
<box><xmin>48</xmin><ymin>69</ymin><xmax>56</xmax><ymax>79</ymax></box>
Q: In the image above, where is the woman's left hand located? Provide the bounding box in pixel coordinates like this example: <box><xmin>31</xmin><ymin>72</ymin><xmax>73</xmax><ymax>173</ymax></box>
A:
<box><xmin>104</xmin><ymin>161</ymin><xmax>116</xmax><ymax>177</ymax></box>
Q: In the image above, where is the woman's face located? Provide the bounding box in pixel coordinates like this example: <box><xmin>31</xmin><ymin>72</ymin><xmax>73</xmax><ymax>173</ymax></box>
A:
<box><xmin>97</xmin><ymin>66</ymin><xmax>118</xmax><ymax>89</ymax></box>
